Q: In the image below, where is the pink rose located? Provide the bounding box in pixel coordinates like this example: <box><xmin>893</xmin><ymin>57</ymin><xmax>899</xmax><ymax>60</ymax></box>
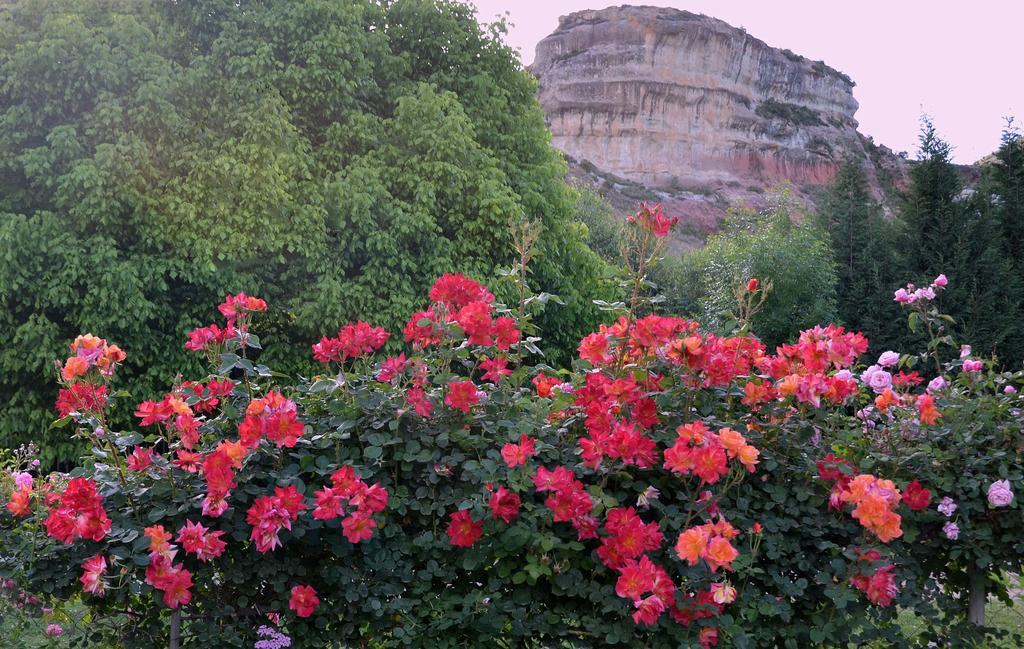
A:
<box><xmin>932</xmin><ymin>274</ymin><xmax>948</xmax><ymax>288</ymax></box>
<box><xmin>877</xmin><ymin>351</ymin><xmax>899</xmax><ymax>368</ymax></box>
<box><xmin>860</xmin><ymin>365</ymin><xmax>893</xmax><ymax>393</ymax></box>
<box><xmin>987</xmin><ymin>480</ymin><xmax>1014</xmax><ymax>507</ymax></box>
<box><xmin>963</xmin><ymin>359</ymin><xmax>983</xmax><ymax>373</ymax></box>
<box><xmin>893</xmin><ymin>288</ymin><xmax>914</xmax><ymax>304</ymax></box>
<box><xmin>927</xmin><ymin>376</ymin><xmax>946</xmax><ymax>392</ymax></box>
<box><xmin>913</xmin><ymin>287</ymin><xmax>936</xmax><ymax>301</ymax></box>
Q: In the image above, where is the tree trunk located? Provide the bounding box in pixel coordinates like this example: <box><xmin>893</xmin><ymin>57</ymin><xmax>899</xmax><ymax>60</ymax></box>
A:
<box><xmin>968</xmin><ymin>564</ymin><xmax>986</xmax><ymax>626</ymax></box>
<box><xmin>169</xmin><ymin>609</ymin><xmax>182</xmax><ymax>649</ymax></box>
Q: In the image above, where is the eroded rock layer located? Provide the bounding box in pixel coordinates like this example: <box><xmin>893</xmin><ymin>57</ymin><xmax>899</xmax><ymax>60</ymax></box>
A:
<box><xmin>532</xmin><ymin>5</ymin><xmax>907</xmax><ymax>234</ymax></box>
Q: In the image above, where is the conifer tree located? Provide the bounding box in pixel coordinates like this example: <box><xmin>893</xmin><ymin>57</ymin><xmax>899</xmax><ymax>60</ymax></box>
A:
<box><xmin>902</xmin><ymin>117</ymin><xmax>1022</xmax><ymax>365</ymax></box>
<box><xmin>818</xmin><ymin>160</ymin><xmax>905</xmax><ymax>352</ymax></box>
<box><xmin>991</xmin><ymin>119</ymin><xmax>1024</xmax><ymax>265</ymax></box>
<box><xmin>902</xmin><ymin>116</ymin><xmax>963</xmax><ymax>278</ymax></box>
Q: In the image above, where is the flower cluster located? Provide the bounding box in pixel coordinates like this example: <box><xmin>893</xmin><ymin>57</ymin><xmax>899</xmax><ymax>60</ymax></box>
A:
<box><xmin>255</xmin><ymin>625</ymin><xmax>292</xmax><ymax>649</ymax></box>
<box><xmin>839</xmin><ymin>475</ymin><xmax>903</xmax><ymax>542</ymax></box>
<box><xmin>312</xmin><ymin>466</ymin><xmax>388</xmax><ymax>543</ymax></box>
<box><xmin>55</xmin><ymin>382</ymin><xmax>109</xmax><ymax>418</ymax></box>
<box><xmin>893</xmin><ymin>274</ymin><xmax>946</xmax><ymax>304</ymax></box>
<box><xmin>663</xmin><ymin>423</ymin><xmax>759</xmax><ymax>485</ymax></box>
<box><xmin>675</xmin><ymin>519</ymin><xmax>740</xmax><ymax>573</ymax></box>
<box><xmin>238</xmin><ymin>391</ymin><xmax>305</xmax><ymax>448</ymax></box>
<box><xmin>594</xmin><ymin>508</ymin><xmax>674</xmax><ymax>625</ymax></box>
<box><xmin>626</xmin><ymin>203</ymin><xmax>679</xmax><ymax>238</ymax></box>
<box><xmin>43</xmin><ymin>477</ymin><xmax>111</xmax><ymax>544</ymax></box>
<box><xmin>404</xmin><ymin>274</ymin><xmax>520</xmax><ymax>351</ymax></box>
<box><xmin>217</xmin><ymin>292</ymin><xmax>267</xmax><ymax>321</ymax></box>
<box><xmin>59</xmin><ymin>334</ymin><xmax>126</xmax><ymax>382</ymax></box>
<box><xmin>614</xmin><ymin>555</ymin><xmax>675</xmax><ymax>625</ymax></box>
<box><xmin>185</xmin><ymin>292</ymin><xmax>265</xmax><ymax>354</ymax></box>
<box><xmin>532</xmin><ymin>466</ymin><xmax>597</xmax><ymax>540</ymax></box>
<box><xmin>312</xmin><ymin>321</ymin><xmax>389</xmax><ymax>363</ymax></box>
<box><xmin>177</xmin><ymin>520</ymin><xmax>227</xmax><ymax>561</ymax></box>
<box><xmin>6</xmin><ymin>472</ymin><xmax>32</xmax><ymax>517</ymax></box>
<box><xmin>54</xmin><ymin>334</ymin><xmax>125</xmax><ymax>418</ymax></box>
<box><xmin>143</xmin><ymin>525</ymin><xmax>193</xmax><ymax>608</ymax></box>
<box><xmin>247</xmin><ymin>486</ymin><xmax>307</xmax><ymax>553</ymax></box>
<box><xmin>184</xmin><ymin>322</ymin><xmax>236</xmax><ymax>353</ymax></box>
<box><xmin>753</xmin><ymin>325</ymin><xmax>866</xmax><ymax>409</ymax></box>
<box><xmin>849</xmin><ymin>550</ymin><xmax>899</xmax><ymax>607</ymax></box>
<box><xmin>200</xmin><ymin>441</ymin><xmax>243</xmax><ymax>517</ymax></box>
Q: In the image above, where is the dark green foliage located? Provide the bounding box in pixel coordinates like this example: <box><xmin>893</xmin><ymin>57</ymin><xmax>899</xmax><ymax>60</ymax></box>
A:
<box><xmin>0</xmin><ymin>0</ymin><xmax>610</xmax><ymax>465</ymax></box>
<box><xmin>818</xmin><ymin>160</ymin><xmax>906</xmax><ymax>352</ymax></box>
<box><xmin>991</xmin><ymin>120</ymin><xmax>1024</xmax><ymax>264</ymax></box>
<box><xmin>901</xmin><ymin>118</ymin><xmax>1022</xmax><ymax>365</ymax></box>
<box><xmin>901</xmin><ymin>117</ymin><xmax>965</xmax><ymax>277</ymax></box>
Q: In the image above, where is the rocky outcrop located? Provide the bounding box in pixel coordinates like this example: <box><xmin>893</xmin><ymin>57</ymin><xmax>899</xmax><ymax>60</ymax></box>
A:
<box><xmin>532</xmin><ymin>5</ymin><xmax>908</xmax><ymax>237</ymax></box>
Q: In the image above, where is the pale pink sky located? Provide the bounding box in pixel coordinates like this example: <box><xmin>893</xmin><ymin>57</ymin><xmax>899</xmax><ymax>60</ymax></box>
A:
<box><xmin>469</xmin><ymin>1</ymin><xmax>1022</xmax><ymax>163</ymax></box>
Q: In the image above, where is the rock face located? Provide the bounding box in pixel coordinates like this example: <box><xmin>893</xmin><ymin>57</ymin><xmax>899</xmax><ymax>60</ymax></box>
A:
<box><xmin>532</xmin><ymin>5</ymin><xmax>907</xmax><ymax>236</ymax></box>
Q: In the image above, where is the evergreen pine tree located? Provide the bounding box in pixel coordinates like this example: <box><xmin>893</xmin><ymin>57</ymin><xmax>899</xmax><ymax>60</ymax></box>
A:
<box><xmin>902</xmin><ymin>116</ymin><xmax>963</xmax><ymax>278</ymax></box>
<box><xmin>818</xmin><ymin>160</ymin><xmax>905</xmax><ymax>351</ymax></box>
<box><xmin>991</xmin><ymin>119</ymin><xmax>1024</xmax><ymax>264</ymax></box>
<box><xmin>902</xmin><ymin>117</ymin><xmax>1022</xmax><ymax>366</ymax></box>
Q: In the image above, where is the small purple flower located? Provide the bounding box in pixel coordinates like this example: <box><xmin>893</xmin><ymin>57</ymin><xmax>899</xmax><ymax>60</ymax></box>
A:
<box><xmin>943</xmin><ymin>521</ymin><xmax>960</xmax><ymax>540</ymax></box>
<box><xmin>877</xmin><ymin>351</ymin><xmax>900</xmax><ymax>368</ymax></box>
<box><xmin>255</xmin><ymin>625</ymin><xmax>292</xmax><ymax>649</ymax></box>
<box><xmin>988</xmin><ymin>480</ymin><xmax>1014</xmax><ymax>507</ymax></box>
<box><xmin>1005</xmin><ymin>385</ymin><xmax>1018</xmax><ymax>395</ymax></box>
<box><xmin>11</xmin><ymin>472</ymin><xmax>32</xmax><ymax>490</ymax></box>
<box><xmin>927</xmin><ymin>376</ymin><xmax>946</xmax><ymax>393</ymax></box>
<box><xmin>45</xmin><ymin>624</ymin><xmax>62</xmax><ymax>638</ymax></box>
<box><xmin>937</xmin><ymin>497</ymin><xmax>957</xmax><ymax>517</ymax></box>
<box><xmin>834</xmin><ymin>369</ymin><xmax>853</xmax><ymax>381</ymax></box>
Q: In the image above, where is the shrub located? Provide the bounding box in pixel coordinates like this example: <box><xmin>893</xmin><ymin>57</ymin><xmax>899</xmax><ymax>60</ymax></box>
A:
<box><xmin>2</xmin><ymin>211</ymin><xmax>1022</xmax><ymax>648</ymax></box>
<box><xmin>754</xmin><ymin>100</ymin><xmax>824</xmax><ymax>127</ymax></box>
<box><xmin>682</xmin><ymin>190</ymin><xmax>838</xmax><ymax>348</ymax></box>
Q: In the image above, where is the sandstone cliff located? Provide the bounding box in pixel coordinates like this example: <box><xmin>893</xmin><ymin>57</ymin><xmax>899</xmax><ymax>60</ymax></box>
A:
<box><xmin>532</xmin><ymin>5</ymin><xmax>908</xmax><ymax>238</ymax></box>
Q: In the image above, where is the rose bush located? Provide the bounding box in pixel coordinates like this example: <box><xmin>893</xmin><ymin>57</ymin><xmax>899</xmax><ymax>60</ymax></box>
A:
<box><xmin>1</xmin><ymin>208</ymin><xmax>1022</xmax><ymax>648</ymax></box>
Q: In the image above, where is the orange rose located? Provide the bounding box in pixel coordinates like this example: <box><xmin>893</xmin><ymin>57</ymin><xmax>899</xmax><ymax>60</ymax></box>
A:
<box><xmin>61</xmin><ymin>356</ymin><xmax>89</xmax><ymax>381</ymax></box>
<box><xmin>675</xmin><ymin>527</ymin><xmax>709</xmax><ymax>566</ymax></box>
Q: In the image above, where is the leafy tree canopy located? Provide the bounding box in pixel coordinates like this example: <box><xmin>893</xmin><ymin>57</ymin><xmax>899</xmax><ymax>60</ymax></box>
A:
<box><xmin>0</xmin><ymin>0</ymin><xmax>611</xmax><ymax>465</ymax></box>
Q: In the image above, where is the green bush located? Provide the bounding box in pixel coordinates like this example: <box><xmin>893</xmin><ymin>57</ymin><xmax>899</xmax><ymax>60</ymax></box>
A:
<box><xmin>682</xmin><ymin>190</ymin><xmax>838</xmax><ymax>348</ymax></box>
